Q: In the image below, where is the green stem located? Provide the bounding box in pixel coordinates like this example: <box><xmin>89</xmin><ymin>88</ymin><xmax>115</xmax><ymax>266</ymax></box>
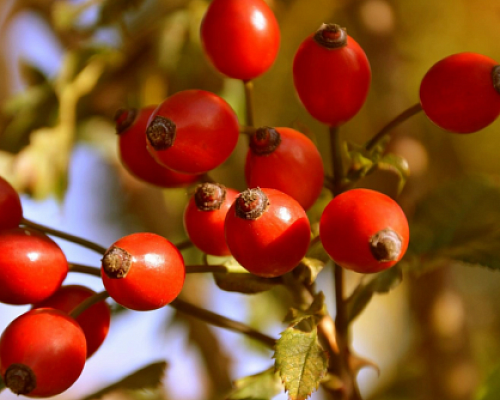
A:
<box><xmin>21</xmin><ymin>218</ymin><xmax>107</xmax><ymax>254</ymax></box>
<box><xmin>243</xmin><ymin>80</ymin><xmax>255</xmax><ymax>127</ymax></box>
<box><xmin>175</xmin><ymin>239</ymin><xmax>193</xmax><ymax>251</ymax></box>
<box><xmin>365</xmin><ymin>103</ymin><xmax>423</xmax><ymax>151</ymax></box>
<box><xmin>170</xmin><ymin>298</ymin><xmax>275</xmax><ymax>349</ymax></box>
<box><xmin>69</xmin><ymin>290</ymin><xmax>109</xmax><ymax>319</ymax></box>
<box><xmin>69</xmin><ymin>263</ymin><xmax>101</xmax><ymax>277</ymax></box>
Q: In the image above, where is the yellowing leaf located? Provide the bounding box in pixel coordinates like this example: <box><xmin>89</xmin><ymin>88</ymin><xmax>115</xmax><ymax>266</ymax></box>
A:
<box><xmin>274</xmin><ymin>327</ymin><xmax>328</xmax><ymax>400</ymax></box>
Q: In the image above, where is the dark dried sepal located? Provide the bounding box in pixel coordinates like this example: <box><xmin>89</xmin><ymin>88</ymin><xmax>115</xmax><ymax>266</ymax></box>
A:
<box><xmin>5</xmin><ymin>364</ymin><xmax>37</xmax><ymax>395</ymax></box>
<box><xmin>102</xmin><ymin>246</ymin><xmax>132</xmax><ymax>279</ymax></box>
<box><xmin>235</xmin><ymin>188</ymin><xmax>269</xmax><ymax>220</ymax></box>
<box><xmin>369</xmin><ymin>228</ymin><xmax>402</xmax><ymax>262</ymax></box>
<box><xmin>194</xmin><ymin>182</ymin><xmax>227</xmax><ymax>211</ymax></box>
<box><xmin>114</xmin><ymin>108</ymin><xmax>138</xmax><ymax>134</ymax></box>
<box><xmin>146</xmin><ymin>116</ymin><xmax>177</xmax><ymax>150</ymax></box>
<box><xmin>313</xmin><ymin>23</ymin><xmax>348</xmax><ymax>49</ymax></box>
<box><xmin>250</xmin><ymin>127</ymin><xmax>282</xmax><ymax>155</ymax></box>
<box><xmin>492</xmin><ymin>65</ymin><xmax>500</xmax><ymax>95</ymax></box>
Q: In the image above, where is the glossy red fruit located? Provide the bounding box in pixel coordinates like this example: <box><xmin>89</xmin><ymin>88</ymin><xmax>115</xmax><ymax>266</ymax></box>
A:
<box><xmin>146</xmin><ymin>90</ymin><xmax>240</xmax><ymax>175</ymax></box>
<box><xmin>116</xmin><ymin>106</ymin><xmax>201</xmax><ymax>188</ymax></box>
<box><xmin>200</xmin><ymin>0</ymin><xmax>280</xmax><ymax>81</ymax></box>
<box><xmin>225</xmin><ymin>188</ymin><xmax>311</xmax><ymax>277</ymax></box>
<box><xmin>183</xmin><ymin>183</ymin><xmax>238</xmax><ymax>256</ymax></box>
<box><xmin>0</xmin><ymin>176</ymin><xmax>22</xmax><ymax>230</ymax></box>
<box><xmin>293</xmin><ymin>23</ymin><xmax>371</xmax><ymax>127</ymax></box>
<box><xmin>33</xmin><ymin>285</ymin><xmax>111</xmax><ymax>358</ymax></box>
<box><xmin>320</xmin><ymin>189</ymin><xmax>409</xmax><ymax>274</ymax></box>
<box><xmin>245</xmin><ymin>127</ymin><xmax>324</xmax><ymax>211</ymax></box>
<box><xmin>0</xmin><ymin>228</ymin><xmax>68</xmax><ymax>305</ymax></box>
<box><xmin>419</xmin><ymin>52</ymin><xmax>500</xmax><ymax>133</ymax></box>
<box><xmin>101</xmin><ymin>232</ymin><xmax>185</xmax><ymax>311</ymax></box>
<box><xmin>0</xmin><ymin>308</ymin><xmax>87</xmax><ymax>397</ymax></box>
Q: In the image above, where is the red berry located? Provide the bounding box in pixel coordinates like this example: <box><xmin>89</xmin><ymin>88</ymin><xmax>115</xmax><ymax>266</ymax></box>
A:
<box><xmin>0</xmin><ymin>228</ymin><xmax>68</xmax><ymax>305</ymax></box>
<box><xmin>116</xmin><ymin>106</ymin><xmax>201</xmax><ymax>188</ymax></box>
<box><xmin>200</xmin><ymin>0</ymin><xmax>280</xmax><ymax>81</ymax></box>
<box><xmin>293</xmin><ymin>24</ymin><xmax>371</xmax><ymax>127</ymax></box>
<box><xmin>146</xmin><ymin>90</ymin><xmax>240</xmax><ymax>175</ymax></box>
<box><xmin>0</xmin><ymin>308</ymin><xmax>87</xmax><ymax>397</ymax></box>
<box><xmin>33</xmin><ymin>285</ymin><xmax>111</xmax><ymax>358</ymax></box>
<box><xmin>0</xmin><ymin>176</ymin><xmax>22</xmax><ymax>230</ymax></box>
<box><xmin>244</xmin><ymin>127</ymin><xmax>324</xmax><ymax>210</ymax></box>
<box><xmin>225</xmin><ymin>188</ymin><xmax>311</xmax><ymax>277</ymax></box>
<box><xmin>101</xmin><ymin>232</ymin><xmax>185</xmax><ymax>311</ymax></box>
<box><xmin>419</xmin><ymin>52</ymin><xmax>500</xmax><ymax>133</ymax></box>
<box><xmin>320</xmin><ymin>189</ymin><xmax>409</xmax><ymax>273</ymax></box>
<box><xmin>183</xmin><ymin>183</ymin><xmax>238</xmax><ymax>256</ymax></box>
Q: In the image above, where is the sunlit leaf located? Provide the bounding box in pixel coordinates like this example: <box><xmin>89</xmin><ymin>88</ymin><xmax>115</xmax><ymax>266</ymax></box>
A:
<box><xmin>293</xmin><ymin>257</ymin><xmax>324</xmax><ymax>285</ymax></box>
<box><xmin>345</xmin><ymin>266</ymin><xmax>403</xmax><ymax>323</ymax></box>
<box><xmin>227</xmin><ymin>368</ymin><xmax>284</xmax><ymax>400</ymax></box>
<box><xmin>407</xmin><ymin>175</ymin><xmax>500</xmax><ymax>271</ymax></box>
<box><xmin>274</xmin><ymin>327</ymin><xmax>328</xmax><ymax>400</ymax></box>
<box><xmin>79</xmin><ymin>361</ymin><xmax>167</xmax><ymax>400</ymax></box>
<box><xmin>475</xmin><ymin>363</ymin><xmax>500</xmax><ymax>400</ymax></box>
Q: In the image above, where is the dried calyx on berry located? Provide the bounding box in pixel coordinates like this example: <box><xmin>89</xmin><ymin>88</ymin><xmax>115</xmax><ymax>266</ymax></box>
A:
<box><xmin>250</xmin><ymin>127</ymin><xmax>281</xmax><ymax>155</ymax></box>
<box><xmin>314</xmin><ymin>23</ymin><xmax>347</xmax><ymax>49</ymax></box>
<box><xmin>102</xmin><ymin>247</ymin><xmax>132</xmax><ymax>279</ymax></box>
<box><xmin>369</xmin><ymin>228</ymin><xmax>403</xmax><ymax>262</ymax></box>
<box><xmin>235</xmin><ymin>188</ymin><xmax>269</xmax><ymax>220</ymax></box>
<box><xmin>4</xmin><ymin>363</ymin><xmax>37</xmax><ymax>395</ymax></box>
<box><xmin>114</xmin><ymin>108</ymin><xmax>138</xmax><ymax>134</ymax></box>
<box><xmin>146</xmin><ymin>116</ymin><xmax>177</xmax><ymax>150</ymax></box>
<box><xmin>492</xmin><ymin>65</ymin><xmax>500</xmax><ymax>94</ymax></box>
<box><xmin>194</xmin><ymin>183</ymin><xmax>227</xmax><ymax>211</ymax></box>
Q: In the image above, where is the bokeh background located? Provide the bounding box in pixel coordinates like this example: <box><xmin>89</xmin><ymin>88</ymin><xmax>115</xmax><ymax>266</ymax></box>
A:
<box><xmin>1</xmin><ymin>0</ymin><xmax>500</xmax><ymax>399</ymax></box>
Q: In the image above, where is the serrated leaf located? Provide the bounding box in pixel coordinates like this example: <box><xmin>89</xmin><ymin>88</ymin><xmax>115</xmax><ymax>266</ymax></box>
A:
<box><xmin>79</xmin><ymin>361</ymin><xmax>167</xmax><ymax>400</ymax></box>
<box><xmin>227</xmin><ymin>368</ymin><xmax>284</xmax><ymax>400</ymax></box>
<box><xmin>284</xmin><ymin>292</ymin><xmax>326</xmax><ymax>327</ymax></box>
<box><xmin>345</xmin><ymin>266</ymin><xmax>403</xmax><ymax>323</ymax></box>
<box><xmin>214</xmin><ymin>273</ymin><xmax>282</xmax><ymax>294</ymax></box>
<box><xmin>274</xmin><ymin>327</ymin><xmax>328</xmax><ymax>400</ymax></box>
<box><xmin>475</xmin><ymin>363</ymin><xmax>500</xmax><ymax>400</ymax></box>
<box><xmin>407</xmin><ymin>175</ymin><xmax>500</xmax><ymax>271</ymax></box>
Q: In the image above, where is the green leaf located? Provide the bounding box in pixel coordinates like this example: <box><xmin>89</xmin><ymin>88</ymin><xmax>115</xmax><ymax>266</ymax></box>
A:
<box><xmin>408</xmin><ymin>175</ymin><xmax>500</xmax><ymax>271</ymax></box>
<box><xmin>284</xmin><ymin>292</ymin><xmax>326</xmax><ymax>327</ymax></box>
<box><xmin>475</xmin><ymin>363</ymin><xmax>500</xmax><ymax>400</ymax></box>
<box><xmin>274</xmin><ymin>327</ymin><xmax>328</xmax><ymax>400</ymax></box>
<box><xmin>377</xmin><ymin>153</ymin><xmax>410</xmax><ymax>195</ymax></box>
<box><xmin>213</xmin><ymin>273</ymin><xmax>282</xmax><ymax>294</ymax></box>
<box><xmin>293</xmin><ymin>257</ymin><xmax>324</xmax><ymax>285</ymax></box>
<box><xmin>345</xmin><ymin>266</ymin><xmax>403</xmax><ymax>323</ymax></box>
<box><xmin>79</xmin><ymin>361</ymin><xmax>167</xmax><ymax>400</ymax></box>
<box><xmin>227</xmin><ymin>368</ymin><xmax>284</xmax><ymax>400</ymax></box>
<box><xmin>98</xmin><ymin>0</ymin><xmax>146</xmax><ymax>25</ymax></box>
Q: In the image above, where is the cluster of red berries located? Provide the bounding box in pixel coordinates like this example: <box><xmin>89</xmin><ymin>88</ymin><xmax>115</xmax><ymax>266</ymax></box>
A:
<box><xmin>2</xmin><ymin>0</ymin><xmax>500</xmax><ymax>397</ymax></box>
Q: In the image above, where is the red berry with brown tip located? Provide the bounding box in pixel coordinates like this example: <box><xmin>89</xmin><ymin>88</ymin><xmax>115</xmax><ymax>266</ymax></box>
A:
<box><xmin>293</xmin><ymin>23</ymin><xmax>371</xmax><ymax>127</ymax></box>
<box><xmin>33</xmin><ymin>285</ymin><xmax>111</xmax><ymax>358</ymax></box>
<box><xmin>419</xmin><ymin>52</ymin><xmax>500</xmax><ymax>133</ymax></box>
<box><xmin>0</xmin><ymin>176</ymin><xmax>22</xmax><ymax>230</ymax></box>
<box><xmin>200</xmin><ymin>0</ymin><xmax>280</xmax><ymax>81</ymax></box>
<box><xmin>116</xmin><ymin>106</ymin><xmax>200</xmax><ymax>188</ymax></box>
<box><xmin>101</xmin><ymin>232</ymin><xmax>185</xmax><ymax>311</ymax></box>
<box><xmin>146</xmin><ymin>90</ymin><xmax>239</xmax><ymax>175</ymax></box>
<box><xmin>0</xmin><ymin>228</ymin><xmax>68</xmax><ymax>305</ymax></box>
<box><xmin>245</xmin><ymin>127</ymin><xmax>324</xmax><ymax>210</ymax></box>
<box><xmin>0</xmin><ymin>308</ymin><xmax>87</xmax><ymax>397</ymax></box>
<box><xmin>225</xmin><ymin>188</ymin><xmax>311</xmax><ymax>277</ymax></box>
<box><xmin>320</xmin><ymin>189</ymin><xmax>409</xmax><ymax>273</ymax></box>
<box><xmin>183</xmin><ymin>183</ymin><xmax>239</xmax><ymax>256</ymax></box>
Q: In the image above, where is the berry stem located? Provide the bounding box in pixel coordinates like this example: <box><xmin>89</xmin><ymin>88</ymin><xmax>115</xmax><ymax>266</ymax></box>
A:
<box><xmin>175</xmin><ymin>239</ymin><xmax>194</xmax><ymax>251</ymax></box>
<box><xmin>365</xmin><ymin>103</ymin><xmax>423</xmax><ymax>151</ymax></box>
<box><xmin>20</xmin><ymin>218</ymin><xmax>107</xmax><ymax>254</ymax></box>
<box><xmin>170</xmin><ymin>298</ymin><xmax>275</xmax><ymax>348</ymax></box>
<box><xmin>69</xmin><ymin>262</ymin><xmax>243</xmax><ymax>275</ymax></box>
<box><xmin>69</xmin><ymin>290</ymin><xmax>109</xmax><ymax>319</ymax></box>
<box><xmin>243</xmin><ymin>80</ymin><xmax>255</xmax><ymax>127</ymax></box>
<box><xmin>69</xmin><ymin>263</ymin><xmax>101</xmax><ymax>277</ymax></box>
